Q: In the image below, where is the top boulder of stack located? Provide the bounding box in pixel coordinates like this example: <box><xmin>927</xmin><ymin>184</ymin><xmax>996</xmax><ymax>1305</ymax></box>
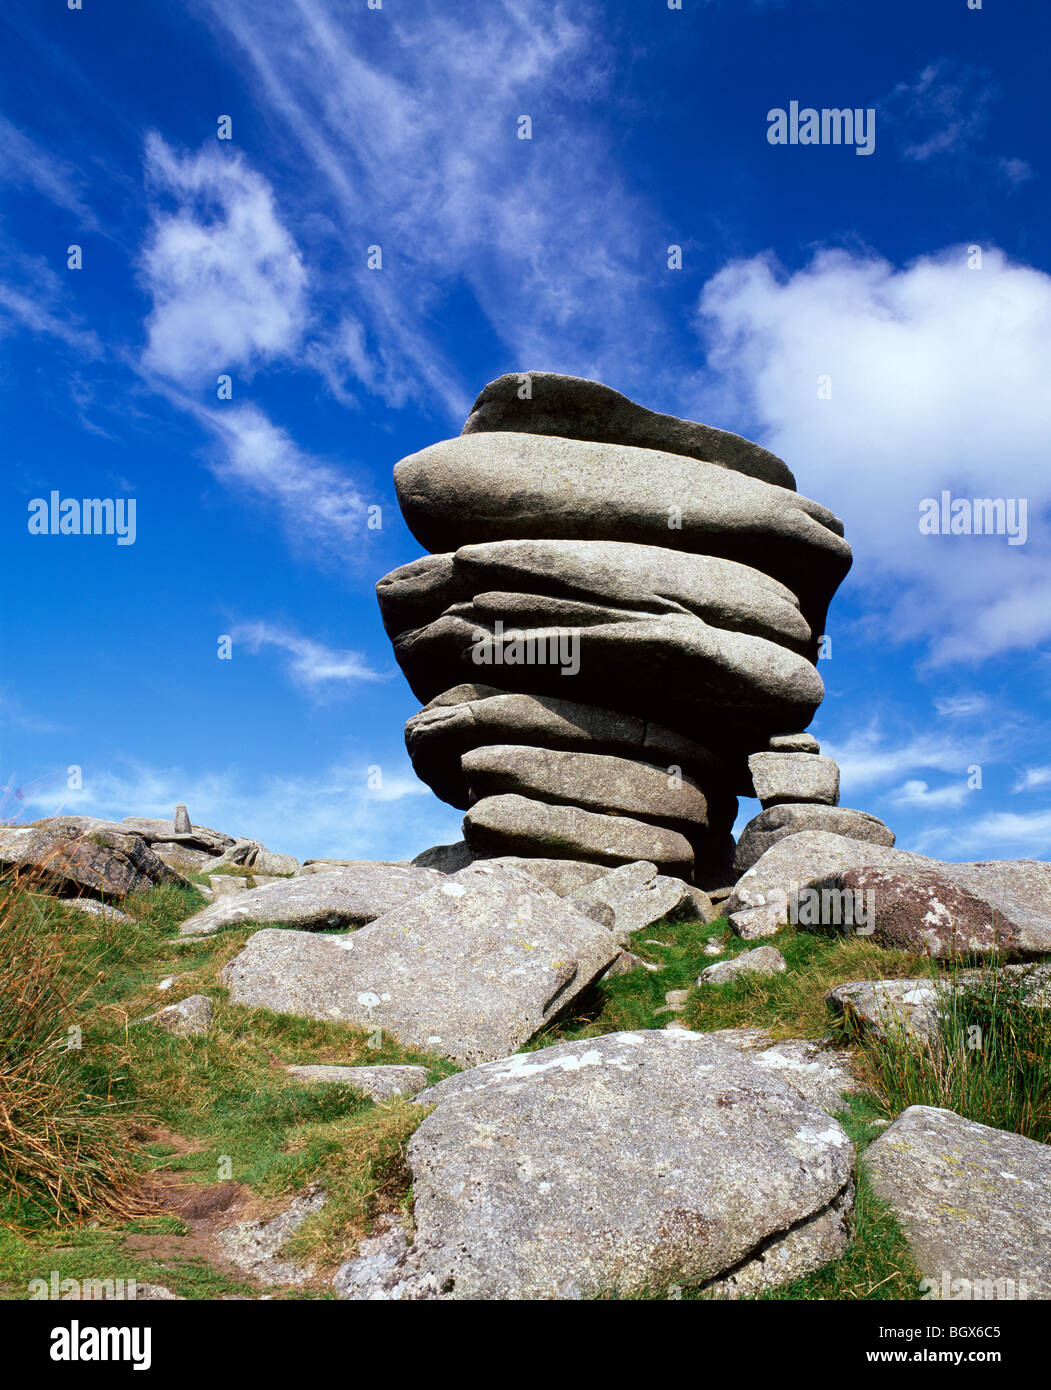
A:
<box><xmin>462</xmin><ymin>371</ymin><xmax>796</xmax><ymax>491</ymax></box>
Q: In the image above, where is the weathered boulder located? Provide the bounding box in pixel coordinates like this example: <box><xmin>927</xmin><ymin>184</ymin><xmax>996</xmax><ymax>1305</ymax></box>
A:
<box><xmin>286</xmin><ymin>1064</ymin><xmax>429</xmax><ymax>1100</ymax></box>
<box><xmin>410</xmin><ymin>842</ymin><xmax>609</xmax><ymax>893</ymax></box>
<box><xmin>151</xmin><ymin>841</ymin><xmax>214</xmax><ymax>875</ymax></box>
<box><xmin>463</xmin><ymin>794</ymin><xmax>695</xmax><ymax>876</ymax></box>
<box><xmin>393</xmin><ymin>606</ymin><xmax>826</xmax><ymax>745</ymax></box>
<box><xmin>862</xmin><ymin>1106</ymin><xmax>1051</xmax><ymax>1299</ymax></box>
<box><xmin>334</xmin><ymin>1031</ymin><xmax>853</xmax><ymax>1299</ymax></box>
<box><xmin>461</xmin><ymin>745</ymin><xmax>713</xmax><ymax>838</ymax></box>
<box><xmin>179</xmin><ymin>864</ymin><xmax>445</xmax><ymax>937</ymax></box>
<box><xmin>831</xmin><ymin>866</ymin><xmax>1031</xmax><ymax>959</ymax></box>
<box><xmin>392</xmin><ymin>433</ymin><xmax>851</xmax><ymax>639</ymax></box>
<box><xmin>0</xmin><ymin>824</ymin><xmax>185</xmax><ymax>900</ymax></box>
<box><xmin>728</xmin><ymin>832</ymin><xmax>1051</xmax><ymax>955</ymax></box>
<box><xmin>461</xmin><ymin>371</ymin><xmax>798</xmax><ymax>488</ymax></box>
<box><xmin>379</xmin><ymin>539</ymin><xmax>812</xmax><ymax>653</ymax></box>
<box><xmin>405</xmin><ymin>686</ymin><xmax>738</xmax><ymax>808</ymax></box>
<box><xmin>220</xmin><ymin>864</ymin><xmax>620</xmax><ymax>1064</ymax></box>
<box><xmin>205</xmin><ymin>838</ymin><xmax>298</xmax><ymax>873</ymax></box>
<box><xmin>208</xmin><ymin>874</ymin><xmax>248</xmax><ymax>899</ymax></box>
<box><xmin>767</xmin><ymin>732</ymin><xmax>820</xmax><ymax>753</ymax></box>
<box><xmin>219</xmin><ymin>1187</ymin><xmax>327</xmax><ymax>1287</ymax></box>
<box><xmin>698</xmin><ymin>945</ymin><xmax>787</xmax><ymax>985</ymax></box>
<box><xmin>747</xmin><ymin>752</ymin><xmax>840</xmax><ymax>808</ymax></box>
<box><xmin>733</xmin><ymin>804</ymin><xmax>895</xmax><ymax>875</ymax></box>
<box><xmin>570</xmin><ymin>861</ymin><xmax>693</xmax><ymax>945</ymax></box>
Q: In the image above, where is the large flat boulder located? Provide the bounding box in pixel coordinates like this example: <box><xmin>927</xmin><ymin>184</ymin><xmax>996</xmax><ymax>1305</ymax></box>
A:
<box><xmin>392</xmin><ymin>433</ymin><xmax>851</xmax><ymax>642</ymax></box>
<box><xmin>392</xmin><ymin>605</ymin><xmax>825</xmax><ymax>744</ymax></box>
<box><xmin>334</xmin><ymin>1031</ymin><xmax>853</xmax><ymax>1300</ymax></box>
<box><xmin>461</xmin><ymin>372</ymin><xmax>797</xmax><ymax>489</ymax></box>
<box><xmin>221</xmin><ymin>864</ymin><xmax>619</xmax><ymax>1064</ymax></box>
<box><xmin>733</xmin><ymin>804</ymin><xmax>894</xmax><ymax>875</ymax></box>
<box><xmin>379</xmin><ymin>539</ymin><xmax>812</xmax><ymax>653</ymax></box>
<box><xmin>0</xmin><ymin>824</ymin><xmax>185</xmax><ymax>900</ymax></box>
<box><xmin>405</xmin><ymin>686</ymin><xmax>739</xmax><ymax>808</ymax></box>
<box><xmin>409</xmin><ymin>841</ymin><xmax>610</xmax><ymax>893</ymax></box>
<box><xmin>463</xmin><ymin>794</ymin><xmax>695</xmax><ymax>876</ymax></box>
<box><xmin>728</xmin><ymin>831</ymin><xmax>1051</xmax><ymax>955</ymax></box>
<box><xmin>179</xmin><ymin>864</ymin><xmax>445</xmax><ymax>937</ymax></box>
<box><xmin>862</xmin><ymin>1106</ymin><xmax>1051</xmax><ymax>1299</ymax></box>
<box><xmin>462</xmin><ymin>745</ymin><xmax>713</xmax><ymax>837</ymax></box>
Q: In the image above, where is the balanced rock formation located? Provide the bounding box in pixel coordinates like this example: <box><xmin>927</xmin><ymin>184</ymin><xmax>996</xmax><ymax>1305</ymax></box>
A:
<box><xmin>377</xmin><ymin>373</ymin><xmax>861</xmax><ymax>887</ymax></box>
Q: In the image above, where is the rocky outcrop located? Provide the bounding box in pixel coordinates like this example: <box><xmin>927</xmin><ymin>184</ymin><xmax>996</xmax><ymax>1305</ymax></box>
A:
<box><xmin>0</xmin><ymin>822</ymin><xmax>186</xmax><ymax>900</ymax></box>
<box><xmin>377</xmin><ymin>373</ymin><xmax>857</xmax><ymax>886</ymax></box>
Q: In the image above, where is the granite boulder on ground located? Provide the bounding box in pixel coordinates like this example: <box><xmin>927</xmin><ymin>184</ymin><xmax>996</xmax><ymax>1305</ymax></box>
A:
<box><xmin>334</xmin><ymin>1030</ymin><xmax>854</xmax><ymax>1300</ymax></box>
<box><xmin>728</xmin><ymin>831</ymin><xmax>1051</xmax><ymax>956</ymax></box>
<box><xmin>220</xmin><ymin>864</ymin><xmax>620</xmax><ymax>1065</ymax></box>
<box><xmin>733</xmin><ymin>804</ymin><xmax>895</xmax><ymax>875</ymax></box>
<box><xmin>862</xmin><ymin>1106</ymin><xmax>1051</xmax><ymax>1299</ymax></box>
<box><xmin>826</xmin><ymin>963</ymin><xmax>1051</xmax><ymax>1043</ymax></box>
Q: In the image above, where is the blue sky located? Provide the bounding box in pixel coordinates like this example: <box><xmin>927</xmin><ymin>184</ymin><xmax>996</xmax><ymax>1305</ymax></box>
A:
<box><xmin>2</xmin><ymin>0</ymin><xmax>1049</xmax><ymax>864</ymax></box>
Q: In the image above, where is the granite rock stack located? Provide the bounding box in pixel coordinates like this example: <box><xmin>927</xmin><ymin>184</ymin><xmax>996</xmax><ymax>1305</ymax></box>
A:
<box><xmin>377</xmin><ymin>372</ymin><xmax>883</xmax><ymax>887</ymax></box>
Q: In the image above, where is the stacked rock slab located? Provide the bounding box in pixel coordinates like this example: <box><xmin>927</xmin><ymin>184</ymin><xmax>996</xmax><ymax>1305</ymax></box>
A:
<box><xmin>377</xmin><ymin>372</ymin><xmax>855</xmax><ymax>887</ymax></box>
<box><xmin>732</xmin><ymin>736</ymin><xmax>896</xmax><ymax>875</ymax></box>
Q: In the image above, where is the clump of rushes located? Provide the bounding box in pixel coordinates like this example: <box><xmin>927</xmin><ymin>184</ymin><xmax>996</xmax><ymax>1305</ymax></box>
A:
<box><xmin>0</xmin><ymin>868</ymin><xmax>154</xmax><ymax>1228</ymax></box>
<box><xmin>853</xmin><ymin>957</ymin><xmax>1051</xmax><ymax>1143</ymax></box>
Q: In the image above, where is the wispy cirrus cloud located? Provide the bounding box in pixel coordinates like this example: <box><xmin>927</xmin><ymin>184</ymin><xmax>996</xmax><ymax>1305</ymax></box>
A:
<box><xmin>1012</xmin><ymin>765</ymin><xmax>1051</xmax><ymax>794</ymax></box>
<box><xmin>202</xmin><ymin>403</ymin><xmax>370</xmax><ymax>557</ymax></box>
<box><xmin>195</xmin><ymin>0</ymin><xmax>671</xmax><ymax>412</ymax></box>
<box><xmin>229</xmin><ymin>619</ymin><xmax>388</xmax><ymax>694</ymax></box>
<box><xmin>0</xmin><ymin>114</ymin><xmax>99</xmax><ymax>227</ymax></box>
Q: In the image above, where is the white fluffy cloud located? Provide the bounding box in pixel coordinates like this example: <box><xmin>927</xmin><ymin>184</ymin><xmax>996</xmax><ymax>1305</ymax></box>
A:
<box><xmin>693</xmin><ymin>245</ymin><xmax>1051</xmax><ymax>663</ymax></box>
<box><xmin>140</xmin><ymin>134</ymin><xmax>308</xmax><ymax>384</ymax></box>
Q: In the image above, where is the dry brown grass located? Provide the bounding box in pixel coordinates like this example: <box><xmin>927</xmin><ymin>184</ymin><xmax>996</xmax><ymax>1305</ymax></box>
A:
<box><xmin>0</xmin><ymin>868</ymin><xmax>155</xmax><ymax>1228</ymax></box>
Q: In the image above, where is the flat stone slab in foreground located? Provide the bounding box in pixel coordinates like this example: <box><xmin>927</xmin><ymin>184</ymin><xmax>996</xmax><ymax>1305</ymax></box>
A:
<box><xmin>221</xmin><ymin>864</ymin><xmax>619</xmax><ymax>1065</ymax></box>
<box><xmin>863</xmin><ymin>1106</ymin><xmax>1051</xmax><ymax>1300</ymax></box>
<box><xmin>179</xmin><ymin>863</ymin><xmax>445</xmax><ymax>936</ymax></box>
<box><xmin>335</xmin><ymin>1030</ymin><xmax>854</xmax><ymax>1300</ymax></box>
